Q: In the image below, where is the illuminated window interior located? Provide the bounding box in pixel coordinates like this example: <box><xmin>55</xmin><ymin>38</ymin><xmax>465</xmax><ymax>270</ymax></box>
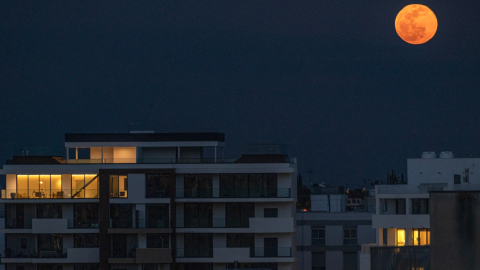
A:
<box><xmin>397</xmin><ymin>229</ymin><xmax>406</xmax><ymax>246</ymax></box>
<box><xmin>413</xmin><ymin>229</ymin><xmax>430</xmax><ymax>246</ymax></box>
<box><xmin>110</xmin><ymin>175</ymin><xmax>128</xmax><ymax>198</ymax></box>
<box><xmin>12</xmin><ymin>174</ymin><xmax>97</xmax><ymax>199</ymax></box>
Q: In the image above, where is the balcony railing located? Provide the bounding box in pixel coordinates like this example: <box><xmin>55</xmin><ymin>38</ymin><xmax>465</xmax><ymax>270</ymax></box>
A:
<box><xmin>253</xmin><ymin>247</ymin><xmax>292</xmax><ymax>257</ymax></box>
<box><xmin>67</xmin><ymin>219</ymin><xmax>99</xmax><ymax>229</ymax></box>
<box><xmin>176</xmin><ymin>188</ymin><xmax>291</xmax><ymax>198</ymax></box>
<box><xmin>63</xmin><ymin>157</ymin><xmax>296</xmax><ymax>164</ymax></box>
<box><xmin>176</xmin><ymin>218</ymin><xmax>225</xmax><ymax>228</ymax></box>
<box><xmin>1</xmin><ymin>189</ymin><xmax>98</xmax><ymax>199</ymax></box>
<box><xmin>109</xmin><ymin>219</ymin><xmax>170</xmax><ymax>229</ymax></box>
<box><xmin>5</xmin><ymin>248</ymin><xmax>68</xmax><ymax>258</ymax></box>
<box><xmin>176</xmin><ymin>248</ymin><xmax>213</xmax><ymax>258</ymax></box>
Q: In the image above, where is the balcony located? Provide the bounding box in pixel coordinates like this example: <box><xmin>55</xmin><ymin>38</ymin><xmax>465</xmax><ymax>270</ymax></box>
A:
<box><xmin>32</xmin><ymin>219</ymin><xmax>68</xmax><ymax>234</ymax></box>
<box><xmin>176</xmin><ymin>188</ymin><xmax>291</xmax><ymax>198</ymax></box>
<box><xmin>67</xmin><ymin>219</ymin><xmax>99</xmax><ymax>229</ymax></box>
<box><xmin>253</xmin><ymin>247</ymin><xmax>292</xmax><ymax>257</ymax></box>
<box><xmin>136</xmin><ymin>248</ymin><xmax>172</xmax><ymax>264</ymax></box>
<box><xmin>370</xmin><ymin>246</ymin><xmax>430</xmax><ymax>270</ymax></box>
<box><xmin>1</xmin><ymin>189</ymin><xmax>98</xmax><ymax>200</ymax></box>
<box><xmin>176</xmin><ymin>247</ymin><xmax>292</xmax><ymax>261</ymax></box>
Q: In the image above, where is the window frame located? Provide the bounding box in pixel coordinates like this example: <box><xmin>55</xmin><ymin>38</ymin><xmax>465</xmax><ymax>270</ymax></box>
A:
<box><xmin>343</xmin><ymin>228</ymin><xmax>357</xmax><ymax>245</ymax></box>
<box><xmin>312</xmin><ymin>228</ymin><xmax>325</xmax><ymax>245</ymax></box>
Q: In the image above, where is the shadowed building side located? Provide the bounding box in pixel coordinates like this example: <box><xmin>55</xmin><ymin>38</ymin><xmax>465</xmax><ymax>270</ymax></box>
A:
<box><xmin>430</xmin><ymin>191</ymin><xmax>480</xmax><ymax>270</ymax></box>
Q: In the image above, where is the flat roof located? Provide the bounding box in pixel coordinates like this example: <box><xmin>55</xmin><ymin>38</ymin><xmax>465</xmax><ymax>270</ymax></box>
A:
<box><xmin>65</xmin><ymin>132</ymin><xmax>225</xmax><ymax>143</ymax></box>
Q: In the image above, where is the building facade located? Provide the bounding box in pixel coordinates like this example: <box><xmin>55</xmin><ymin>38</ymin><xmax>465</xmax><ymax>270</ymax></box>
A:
<box><xmin>0</xmin><ymin>132</ymin><xmax>297</xmax><ymax>270</ymax></box>
<box><xmin>296</xmin><ymin>188</ymin><xmax>376</xmax><ymax>270</ymax></box>
<box><xmin>364</xmin><ymin>151</ymin><xmax>480</xmax><ymax>270</ymax></box>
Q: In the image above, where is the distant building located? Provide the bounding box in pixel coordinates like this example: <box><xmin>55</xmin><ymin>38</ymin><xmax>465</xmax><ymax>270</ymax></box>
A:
<box><xmin>363</xmin><ymin>151</ymin><xmax>480</xmax><ymax>270</ymax></box>
<box><xmin>296</xmin><ymin>185</ymin><xmax>376</xmax><ymax>270</ymax></box>
<box><xmin>0</xmin><ymin>132</ymin><xmax>297</xmax><ymax>270</ymax></box>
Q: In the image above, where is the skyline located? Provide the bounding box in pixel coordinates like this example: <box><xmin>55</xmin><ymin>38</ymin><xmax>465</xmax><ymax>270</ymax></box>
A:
<box><xmin>2</xmin><ymin>1</ymin><xmax>480</xmax><ymax>187</ymax></box>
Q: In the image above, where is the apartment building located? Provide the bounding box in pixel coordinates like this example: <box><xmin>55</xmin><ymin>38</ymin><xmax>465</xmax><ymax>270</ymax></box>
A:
<box><xmin>363</xmin><ymin>151</ymin><xmax>480</xmax><ymax>270</ymax></box>
<box><xmin>296</xmin><ymin>187</ymin><xmax>376</xmax><ymax>270</ymax></box>
<box><xmin>0</xmin><ymin>132</ymin><xmax>297</xmax><ymax>270</ymax></box>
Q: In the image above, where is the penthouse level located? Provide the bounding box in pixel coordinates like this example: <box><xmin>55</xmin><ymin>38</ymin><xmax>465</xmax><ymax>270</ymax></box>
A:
<box><xmin>0</xmin><ymin>132</ymin><xmax>297</xmax><ymax>270</ymax></box>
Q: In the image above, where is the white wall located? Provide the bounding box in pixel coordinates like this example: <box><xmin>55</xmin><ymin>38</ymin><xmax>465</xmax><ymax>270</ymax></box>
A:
<box><xmin>326</xmin><ymin>251</ymin><xmax>343</xmax><ymax>270</ymax></box>
<box><xmin>325</xmin><ymin>225</ymin><xmax>343</xmax><ymax>246</ymax></box>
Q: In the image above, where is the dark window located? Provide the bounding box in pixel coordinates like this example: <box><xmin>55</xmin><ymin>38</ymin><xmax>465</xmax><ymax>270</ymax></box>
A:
<box><xmin>177</xmin><ymin>264</ymin><xmax>213</xmax><ymax>270</ymax></box>
<box><xmin>38</xmin><ymin>264</ymin><xmax>62</xmax><ymax>270</ymax></box>
<box><xmin>74</xmin><ymin>264</ymin><xmax>99</xmax><ymax>270</ymax></box>
<box><xmin>312</xmin><ymin>228</ymin><xmax>325</xmax><ymax>245</ymax></box>
<box><xmin>184</xmin><ymin>203</ymin><xmax>212</xmax><ymax>228</ymax></box>
<box><xmin>264</xmin><ymin>208</ymin><xmax>278</xmax><ymax>218</ymax></box>
<box><xmin>21</xmin><ymin>239</ymin><xmax>26</xmax><ymax>249</ymax></box>
<box><xmin>110</xmin><ymin>204</ymin><xmax>133</xmax><ymax>228</ymax></box>
<box><xmin>184</xmin><ymin>174</ymin><xmax>212</xmax><ymax>198</ymax></box>
<box><xmin>395</xmin><ymin>199</ymin><xmax>406</xmax><ymax>214</ymax></box>
<box><xmin>146</xmin><ymin>174</ymin><xmax>171</xmax><ymax>198</ymax></box>
<box><xmin>454</xmin><ymin>174</ymin><xmax>461</xmax><ymax>184</ymax></box>
<box><xmin>227</xmin><ymin>234</ymin><xmax>254</xmax><ymax>256</ymax></box>
<box><xmin>36</xmin><ymin>203</ymin><xmax>62</xmax><ymax>218</ymax></box>
<box><xmin>146</xmin><ymin>204</ymin><xmax>169</xmax><ymax>228</ymax></box>
<box><xmin>74</xmin><ymin>203</ymin><xmax>98</xmax><ymax>228</ymax></box>
<box><xmin>184</xmin><ymin>234</ymin><xmax>213</xmax><ymax>257</ymax></box>
<box><xmin>226</xmin><ymin>263</ymin><xmax>277</xmax><ymax>270</ymax></box>
<box><xmin>6</xmin><ymin>204</ymin><xmax>25</xmax><ymax>229</ymax></box>
<box><xmin>312</xmin><ymin>252</ymin><xmax>326</xmax><ymax>270</ymax></box>
<box><xmin>16</xmin><ymin>267</ymin><xmax>25</xmax><ymax>270</ymax></box>
<box><xmin>111</xmin><ymin>234</ymin><xmax>127</xmax><ymax>258</ymax></box>
<box><xmin>344</xmin><ymin>229</ymin><xmax>357</xmax><ymax>245</ymax></box>
<box><xmin>343</xmin><ymin>252</ymin><xmax>358</xmax><ymax>270</ymax></box>
<box><xmin>147</xmin><ymin>234</ymin><xmax>169</xmax><ymax>248</ymax></box>
<box><xmin>412</xmin><ymin>199</ymin><xmax>429</xmax><ymax>214</ymax></box>
<box><xmin>226</xmin><ymin>203</ymin><xmax>254</xmax><ymax>228</ymax></box>
<box><xmin>74</xmin><ymin>234</ymin><xmax>99</xmax><ymax>248</ymax></box>
<box><xmin>38</xmin><ymin>234</ymin><xmax>63</xmax><ymax>252</ymax></box>
<box><xmin>220</xmin><ymin>173</ymin><xmax>278</xmax><ymax>198</ymax></box>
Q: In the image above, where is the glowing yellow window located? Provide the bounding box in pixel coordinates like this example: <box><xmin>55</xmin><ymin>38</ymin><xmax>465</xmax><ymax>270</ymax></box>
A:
<box><xmin>397</xmin><ymin>229</ymin><xmax>406</xmax><ymax>246</ymax></box>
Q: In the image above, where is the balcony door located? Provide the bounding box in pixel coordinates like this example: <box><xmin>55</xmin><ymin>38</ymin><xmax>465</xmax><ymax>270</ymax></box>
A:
<box><xmin>264</xmin><ymin>238</ymin><xmax>278</xmax><ymax>257</ymax></box>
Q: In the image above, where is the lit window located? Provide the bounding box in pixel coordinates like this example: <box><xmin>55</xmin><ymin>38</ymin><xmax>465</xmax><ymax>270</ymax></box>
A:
<box><xmin>413</xmin><ymin>229</ymin><xmax>430</xmax><ymax>246</ymax></box>
<box><xmin>397</xmin><ymin>229</ymin><xmax>406</xmax><ymax>246</ymax></box>
<box><xmin>312</xmin><ymin>228</ymin><xmax>325</xmax><ymax>245</ymax></box>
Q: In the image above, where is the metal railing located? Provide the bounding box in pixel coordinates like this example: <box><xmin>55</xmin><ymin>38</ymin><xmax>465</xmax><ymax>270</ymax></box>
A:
<box><xmin>5</xmin><ymin>248</ymin><xmax>68</xmax><ymax>258</ymax></box>
<box><xmin>67</xmin><ymin>219</ymin><xmax>99</xmax><ymax>229</ymax></box>
<box><xmin>176</xmin><ymin>188</ymin><xmax>291</xmax><ymax>198</ymax></box>
<box><xmin>1</xmin><ymin>189</ymin><xmax>98</xmax><ymax>199</ymax></box>
<box><xmin>64</xmin><ymin>157</ymin><xmax>296</xmax><ymax>164</ymax></box>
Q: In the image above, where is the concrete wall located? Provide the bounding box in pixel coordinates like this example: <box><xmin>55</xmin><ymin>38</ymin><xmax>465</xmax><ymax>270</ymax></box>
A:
<box><xmin>430</xmin><ymin>191</ymin><xmax>480</xmax><ymax>270</ymax></box>
<box><xmin>326</xmin><ymin>251</ymin><xmax>343</xmax><ymax>270</ymax></box>
<box><xmin>325</xmin><ymin>225</ymin><xmax>343</xmax><ymax>246</ymax></box>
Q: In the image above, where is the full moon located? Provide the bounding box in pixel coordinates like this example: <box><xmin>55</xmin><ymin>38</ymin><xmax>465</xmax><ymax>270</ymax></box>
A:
<box><xmin>395</xmin><ymin>4</ymin><xmax>438</xmax><ymax>44</ymax></box>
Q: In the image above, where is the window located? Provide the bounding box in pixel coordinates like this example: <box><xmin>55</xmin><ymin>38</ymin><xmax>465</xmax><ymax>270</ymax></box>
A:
<box><xmin>184</xmin><ymin>234</ymin><xmax>213</xmax><ymax>257</ymax></box>
<box><xmin>412</xmin><ymin>229</ymin><xmax>430</xmax><ymax>246</ymax></box>
<box><xmin>146</xmin><ymin>174</ymin><xmax>172</xmax><ymax>198</ymax></box>
<box><xmin>15</xmin><ymin>174</ymin><xmax>62</xmax><ymax>199</ymax></box>
<box><xmin>177</xmin><ymin>264</ymin><xmax>213</xmax><ymax>270</ymax></box>
<box><xmin>36</xmin><ymin>203</ymin><xmax>62</xmax><ymax>218</ymax></box>
<box><xmin>184</xmin><ymin>203</ymin><xmax>212</xmax><ymax>228</ymax></box>
<box><xmin>264</xmin><ymin>208</ymin><xmax>278</xmax><ymax>218</ymax></box>
<box><xmin>184</xmin><ymin>174</ymin><xmax>212</xmax><ymax>198</ymax></box>
<box><xmin>343</xmin><ymin>252</ymin><xmax>358</xmax><ymax>270</ymax></box>
<box><xmin>220</xmin><ymin>173</ymin><xmax>278</xmax><ymax>198</ymax></box>
<box><xmin>110</xmin><ymin>204</ymin><xmax>133</xmax><ymax>228</ymax></box>
<box><xmin>226</xmin><ymin>203</ymin><xmax>254</xmax><ymax>228</ymax></box>
<box><xmin>147</xmin><ymin>234</ymin><xmax>169</xmax><ymax>248</ymax></box>
<box><xmin>72</xmin><ymin>174</ymin><xmax>98</xmax><ymax>198</ymax></box>
<box><xmin>38</xmin><ymin>265</ymin><xmax>62</xmax><ymax>270</ymax></box>
<box><xmin>146</xmin><ymin>204</ymin><xmax>169</xmax><ymax>228</ymax></box>
<box><xmin>312</xmin><ymin>228</ymin><xmax>325</xmax><ymax>245</ymax></box>
<box><xmin>74</xmin><ymin>264</ymin><xmax>99</xmax><ymax>270</ymax></box>
<box><xmin>227</xmin><ymin>234</ymin><xmax>254</xmax><ymax>256</ymax></box>
<box><xmin>226</xmin><ymin>263</ymin><xmax>277</xmax><ymax>270</ymax></box>
<box><xmin>38</xmin><ymin>234</ymin><xmax>63</xmax><ymax>252</ymax></box>
<box><xmin>21</xmin><ymin>239</ymin><xmax>26</xmax><ymax>249</ymax></box>
<box><xmin>343</xmin><ymin>228</ymin><xmax>357</xmax><ymax>245</ymax></box>
<box><xmin>110</xmin><ymin>175</ymin><xmax>128</xmax><ymax>198</ymax></box>
<box><xmin>397</xmin><ymin>229</ymin><xmax>406</xmax><ymax>246</ymax></box>
<box><xmin>454</xmin><ymin>174</ymin><xmax>461</xmax><ymax>184</ymax></box>
<box><xmin>111</xmin><ymin>234</ymin><xmax>128</xmax><ymax>258</ymax></box>
<box><xmin>395</xmin><ymin>199</ymin><xmax>406</xmax><ymax>214</ymax></box>
<box><xmin>74</xmin><ymin>203</ymin><xmax>98</xmax><ymax>228</ymax></box>
<box><xmin>74</xmin><ymin>234</ymin><xmax>99</xmax><ymax>248</ymax></box>
<box><xmin>412</xmin><ymin>199</ymin><xmax>429</xmax><ymax>214</ymax></box>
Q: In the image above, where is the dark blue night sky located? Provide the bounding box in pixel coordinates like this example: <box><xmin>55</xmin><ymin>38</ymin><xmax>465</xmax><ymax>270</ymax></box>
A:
<box><xmin>1</xmin><ymin>1</ymin><xmax>480</xmax><ymax>187</ymax></box>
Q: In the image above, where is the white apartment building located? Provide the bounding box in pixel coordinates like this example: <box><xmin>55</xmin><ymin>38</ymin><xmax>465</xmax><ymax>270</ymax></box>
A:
<box><xmin>0</xmin><ymin>132</ymin><xmax>297</xmax><ymax>270</ymax></box>
<box><xmin>296</xmin><ymin>188</ymin><xmax>376</xmax><ymax>270</ymax></box>
<box><xmin>362</xmin><ymin>151</ymin><xmax>480</xmax><ymax>270</ymax></box>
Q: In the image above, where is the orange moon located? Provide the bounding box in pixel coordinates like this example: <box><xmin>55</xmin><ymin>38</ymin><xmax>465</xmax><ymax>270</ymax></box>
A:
<box><xmin>395</xmin><ymin>4</ymin><xmax>438</xmax><ymax>44</ymax></box>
